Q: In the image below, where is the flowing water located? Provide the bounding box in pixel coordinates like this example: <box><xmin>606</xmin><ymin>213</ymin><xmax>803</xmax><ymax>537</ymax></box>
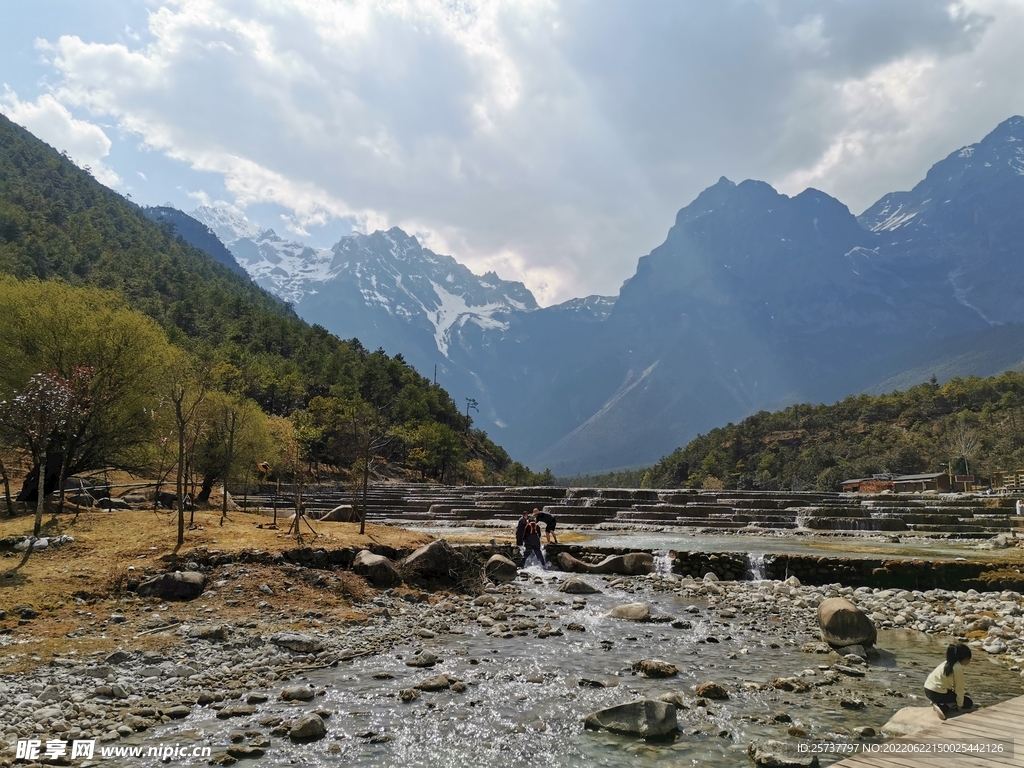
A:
<box><xmin>745</xmin><ymin>553</ymin><xmax>767</xmax><ymax>580</ymax></box>
<box><xmin>120</xmin><ymin>569</ymin><xmax>1023</xmax><ymax>768</ymax></box>
<box><xmin>410</xmin><ymin>526</ymin><xmax>1000</xmax><ymax>560</ymax></box>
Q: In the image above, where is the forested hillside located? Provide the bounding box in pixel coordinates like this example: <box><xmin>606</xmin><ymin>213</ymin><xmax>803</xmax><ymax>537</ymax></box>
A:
<box><xmin>638</xmin><ymin>373</ymin><xmax>1024</xmax><ymax>492</ymax></box>
<box><xmin>0</xmin><ymin>114</ymin><xmax>541</xmax><ymax>517</ymax></box>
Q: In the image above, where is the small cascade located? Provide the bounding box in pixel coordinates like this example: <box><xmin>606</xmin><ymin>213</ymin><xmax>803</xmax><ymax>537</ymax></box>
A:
<box><xmin>653</xmin><ymin>550</ymin><xmax>675</xmax><ymax>575</ymax></box>
<box><xmin>745</xmin><ymin>552</ymin><xmax>768</xmax><ymax>580</ymax></box>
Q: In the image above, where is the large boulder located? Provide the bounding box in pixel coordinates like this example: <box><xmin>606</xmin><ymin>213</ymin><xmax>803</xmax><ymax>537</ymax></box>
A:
<box><xmin>607</xmin><ymin>603</ymin><xmax>651</xmax><ymax>621</ymax></box>
<box><xmin>484</xmin><ymin>554</ymin><xmax>518</xmax><ymax>583</ymax></box>
<box><xmin>136</xmin><ymin>571</ymin><xmax>206</xmax><ymax>600</ymax></box>
<box><xmin>320</xmin><ymin>505</ymin><xmax>357</xmax><ymax>522</ymax></box>
<box><xmin>583</xmin><ymin>699</ymin><xmax>677</xmax><ymax>740</ymax></box>
<box><xmin>353</xmin><ymin>549</ymin><xmax>403</xmax><ymax>588</ymax></box>
<box><xmin>880</xmin><ymin>706</ymin><xmax>944</xmax><ymax>737</ymax></box>
<box><xmin>557</xmin><ymin>552</ymin><xmax>654</xmax><ymax>575</ymax></box>
<box><xmin>401</xmin><ymin>539</ymin><xmax>460</xmax><ymax>583</ymax></box>
<box><xmin>817</xmin><ymin>597</ymin><xmax>876</xmax><ymax>648</ymax></box>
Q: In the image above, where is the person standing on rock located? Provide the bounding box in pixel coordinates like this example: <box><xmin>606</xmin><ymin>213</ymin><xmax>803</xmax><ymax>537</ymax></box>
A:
<box><xmin>534</xmin><ymin>508</ymin><xmax>559</xmax><ymax>544</ymax></box>
<box><xmin>516</xmin><ymin>510</ymin><xmax>529</xmax><ymax>553</ymax></box>
<box><xmin>522</xmin><ymin>515</ymin><xmax>547</xmax><ymax>568</ymax></box>
<box><xmin>925</xmin><ymin>643</ymin><xmax>974</xmax><ymax>720</ymax></box>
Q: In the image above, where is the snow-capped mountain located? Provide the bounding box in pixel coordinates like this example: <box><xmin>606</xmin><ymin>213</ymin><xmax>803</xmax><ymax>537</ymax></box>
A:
<box><xmin>191</xmin><ymin>206</ymin><xmax>540</xmax><ymax>360</ymax></box>
<box><xmin>192</xmin><ymin>204</ymin><xmax>263</xmax><ymax>244</ymax></box>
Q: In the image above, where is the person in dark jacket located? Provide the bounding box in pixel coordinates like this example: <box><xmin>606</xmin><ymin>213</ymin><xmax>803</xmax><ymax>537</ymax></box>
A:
<box><xmin>522</xmin><ymin>515</ymin><xmax>546</xmax><ymax>568</ymax></box>
<box><xmin>534</xmin><ymin>508</ymin><xmax>558</xmax><ymax>544</ymax></box>
<box><xmin>515</xmin><ymin>510</ymin><xmax>529</xmax><ymax>550</ymax></box>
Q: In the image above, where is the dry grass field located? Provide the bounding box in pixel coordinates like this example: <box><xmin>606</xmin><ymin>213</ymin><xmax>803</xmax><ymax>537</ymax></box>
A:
<box><xmin>0</xmin><ymin>506</ymin><xmax>436</xmax><ymax>673</ymax></box>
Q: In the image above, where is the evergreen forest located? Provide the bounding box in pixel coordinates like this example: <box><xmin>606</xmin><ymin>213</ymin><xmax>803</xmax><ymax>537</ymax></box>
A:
<box><xmin>613</xmin><ymin>374</ymin><xmax>1024</xmax><ymax>492</ymax></box>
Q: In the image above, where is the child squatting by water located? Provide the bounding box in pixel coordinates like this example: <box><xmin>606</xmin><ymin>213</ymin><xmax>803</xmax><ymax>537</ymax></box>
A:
<box><xmin>924</xmin><ymin>643</ymin><xmax>974</xmax><ymax>720</ymax></box>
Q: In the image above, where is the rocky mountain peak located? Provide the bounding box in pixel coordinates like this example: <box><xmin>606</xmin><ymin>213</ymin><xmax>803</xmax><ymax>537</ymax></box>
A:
<box><xmin>859</xmin><ymin>114</ymin><xmax>1024</xmax><ymax>234</ymax></box>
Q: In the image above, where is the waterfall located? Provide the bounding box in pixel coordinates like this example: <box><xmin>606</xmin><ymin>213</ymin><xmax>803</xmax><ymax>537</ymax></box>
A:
<box><xmin>653</xmin><ymin>550</ymin><xmax>675</xmax><ymax>575</ymax></box>
<box><xmin>745</xmin><ymin>552</ymin><xmax>767</xmax><ymax>580</ymax></box>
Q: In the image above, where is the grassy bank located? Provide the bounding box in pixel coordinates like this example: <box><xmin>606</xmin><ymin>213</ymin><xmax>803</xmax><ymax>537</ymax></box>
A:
<box><xmin>0</xmin><ymin>508</ymin><xmax>435</xmax><ymax>674</ymax></box>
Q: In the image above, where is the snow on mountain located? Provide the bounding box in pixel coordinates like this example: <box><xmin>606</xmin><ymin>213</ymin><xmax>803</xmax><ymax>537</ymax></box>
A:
<box><xmin>547</xmin><ymin>294</ymin><xmax>617</xmax><ymax>321</ymax></box>
<box><xmin>227</xmin><ymin>229</ymin><xmax>335</xmax><ymax>304</ymax></box>
<box><xmin>191</xmin><ymin>206</ymin><xmax>539</xmax><ymax>358</ymax></box>
<box><xmin>859</xmin><ymin>115</ymin><xmax>1024</xmax><ymax>233</ymax></box>
<box><xmin>324</xmin><ymin>227</ymin><xmax>538</xmax><ymax>358</ymax></box>
<box><xmin>192</xmin><ymin>204</ymin><xmax>263</xmax><ymax>244</ymax></box>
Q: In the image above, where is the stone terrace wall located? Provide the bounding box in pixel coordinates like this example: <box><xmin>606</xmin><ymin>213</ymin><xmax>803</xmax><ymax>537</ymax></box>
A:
<box><xmin>670</xmin><ymin>550</ymin><xmax>1020</xmax><ymax>592</ymax></box>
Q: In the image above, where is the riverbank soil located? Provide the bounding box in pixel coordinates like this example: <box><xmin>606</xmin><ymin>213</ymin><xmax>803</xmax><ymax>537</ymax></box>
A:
<box><xmin>0</xmin><ymin>509</ymin><xmax>434</xmax><ymax>673</ymax></box>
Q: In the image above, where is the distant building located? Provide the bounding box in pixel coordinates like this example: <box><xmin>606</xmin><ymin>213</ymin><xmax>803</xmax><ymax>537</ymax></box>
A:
<box><xmin>842</xmin><ymin>472</ymin><xmax>952</xmax><ymax>493</ymax></box>
<box><xmin>891</xmin><ymin>472</ymin><xmax>952</xmax><ymax>493</ymax></box>
<box><xmin>841</xmin><ymin>473</ymin><xmax>897</xmax><ymax>493</ymax></box>
<box><xmin>994</xmin><ymin>470</ymin><xmax>1024</xmax><ymax>490</ymax></box>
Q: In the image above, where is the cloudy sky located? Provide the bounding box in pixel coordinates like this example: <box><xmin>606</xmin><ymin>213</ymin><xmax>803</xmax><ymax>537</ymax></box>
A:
<box><xmin>3</xmin><ymin>1</ymin><xmax>1023</xmax><ymax>305</ymax></box>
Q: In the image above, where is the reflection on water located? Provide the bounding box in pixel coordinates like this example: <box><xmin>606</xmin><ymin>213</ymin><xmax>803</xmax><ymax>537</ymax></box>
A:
<box><xmin>118</xmin><ymin>571</ymin><xmax>1022</xmax><ymax>768</ymax></box>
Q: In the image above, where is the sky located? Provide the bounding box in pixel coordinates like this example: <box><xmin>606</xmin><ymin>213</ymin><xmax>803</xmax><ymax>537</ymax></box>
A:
<box><xmin>2</xmin><ymin>1</ymin><xmax>1023</xmax><ymax>306</ymax></box>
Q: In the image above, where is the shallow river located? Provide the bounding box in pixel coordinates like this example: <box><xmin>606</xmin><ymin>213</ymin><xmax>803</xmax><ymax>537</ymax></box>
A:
<box><xmin>121</xmin><ymin>567</ymin><xmax>1022</xmax><ymax>768</ymax></box>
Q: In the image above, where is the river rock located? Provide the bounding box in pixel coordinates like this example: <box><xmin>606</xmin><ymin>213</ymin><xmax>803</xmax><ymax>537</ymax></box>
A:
<box><xmin>484</xmin><ymin>554</ymin><xmax>518</xmax><ymax>583</ymax></box>
<box><xmin>880</xmin><ymin>706</ymin><xmax>942</xmax><ymax>737</ymax></box>
<box><xmin>191</xmin><ymin>624</ymin><xmax>229</xmax><ymax>641</ymax></box>
<box><xmin>695</xmin><ymin>682</ymin><xmax>729</xmax><ymax>700</ymax></box>
<box><xmin>405</xmin><ymin>651</ymin><xmax>440</xmax><ymax>668</ymax></box>
<box><xmin>983</xmin><ymin>638</ymin><xmax>1008</xmax><ymax>654</ymax></box>
<box><xmin>289</xmin><ymin>713</ymin><xmax>327</xmax><ymax>741</ymax></box>
<box><xmin>271</xmin><ymin>632</ymin><xmax>324</xmax><ymax>653</ymax></box>
<box><xmin>401</xmin><ymin>539</ymin><xmax>460</xmax><ymax>581</ymax></box>
<box><xmin>632</xmin><ymin>660</ymin><xmax>679</xmax><ymax>678</ymax></box>
<box><xmin>558</xmin><ymin>578</ymin><xmax>600</xmax><ymax>595</ymax></box>
<box><xmin>817</xmin><ymin>597</ymin><xmax>876</xmax><ymax>648</ymax></box>
<box><xmin>557</xmin><ymin>552</ymin><xmax>654</xmax><ymax>576</ymax></box>
<box><xmin>608</xmin><ymin>603</ymin><xmax>651</xmax><ymax>621</ymax></box>
<box><xmin>836</xmin><ymin>644</ymin><xmax>867</xmax><ymax>659</ymax></box>
<box><xmin>415</xmin><ymin>675</ymin><xmax>453</xmax><ymax>691</ymax></box>
<box><xmin>353</xmin><ymin>550</ymin><xmax>403</xmax><ymax>588</ymax></box>
<box><xmin>280</xmin><ymin>685</ymin><xmax>315</xmax><ymax>701</ymax></box>
<box><xmin>748</xmin><ymin>739</ymin><xmax>819</xmax><ymax>767</ymax></box>
<box><xmin>136</xmin><ymin>571</ymin><xmax>206</xmax><ymax>600</ymax></box>
<box><xmin>583</xmin><ymin>699</ymin><xmax>677</xmax><ymax>740</ymax></box>
<box><xmin>226</xmin><ymin>745</ymin><xmax>265</xmax><ymax>759</ymax></box>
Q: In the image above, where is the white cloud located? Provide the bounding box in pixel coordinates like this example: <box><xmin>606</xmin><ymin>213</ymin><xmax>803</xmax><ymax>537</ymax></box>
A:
<box><xmin>26</xmin><ymin>0</ymin><xmax>1024</xmax><ymax>303</ymax></box>
<box><xmin>0</xmin><ymin>88</ymin><xmax>122</xmax><ymax>187</ymax></box>
<box><xmin>776</xmin><ymin>0</ymin><xmax>1024</xmax><ymax>211</ymax></box>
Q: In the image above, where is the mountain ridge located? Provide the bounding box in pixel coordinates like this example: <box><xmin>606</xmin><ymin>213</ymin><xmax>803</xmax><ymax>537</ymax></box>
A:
<box><xmin>168</xmin><ymin>116</ymin><xmax>1024</xmax><ymax>474</ymax></box>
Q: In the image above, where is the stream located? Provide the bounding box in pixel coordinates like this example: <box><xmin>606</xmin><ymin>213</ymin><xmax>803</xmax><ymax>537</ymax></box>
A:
<box><xmin>117</xmin><ymin>566</ymin><xmax>1022</xmax><ymax>768</ymax></box>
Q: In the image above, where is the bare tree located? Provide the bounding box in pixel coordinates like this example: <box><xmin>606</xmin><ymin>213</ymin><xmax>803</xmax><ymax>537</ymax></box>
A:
<box><xmin>947</xmin><ymin>416</ymin><xmax>981</xmax><ymax>476</ymax></box>
<box><xmin>344</xmin><ymin>400</ymin><xmax>396</xmax><ymax>535</ymax></box>
<box><xmin>166</xmin><ymin>356</ymin><xmax>212</xmax><ymax>547</ymax></box>
<box><xmin>0</xmin><ymin>453</ymin><xmax>15</xmax><ymax>518</ymax></box>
